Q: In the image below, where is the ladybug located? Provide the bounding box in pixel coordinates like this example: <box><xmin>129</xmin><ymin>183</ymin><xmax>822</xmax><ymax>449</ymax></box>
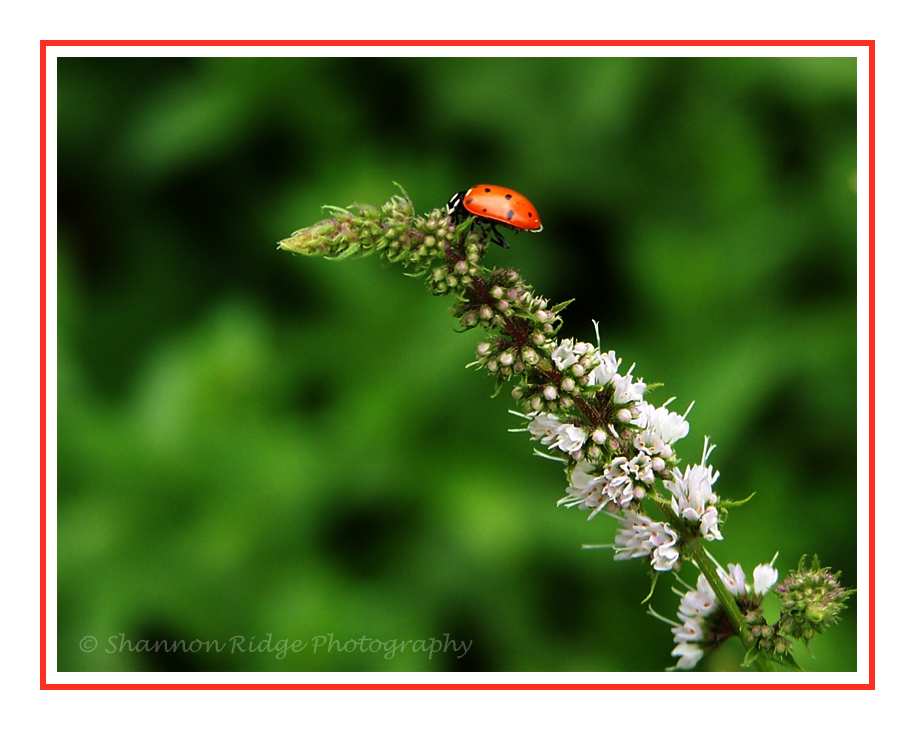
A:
<box><xmin>446</xmin><ymin>184</ymin><xmax>542</xmax><ymax>249</ymax></box>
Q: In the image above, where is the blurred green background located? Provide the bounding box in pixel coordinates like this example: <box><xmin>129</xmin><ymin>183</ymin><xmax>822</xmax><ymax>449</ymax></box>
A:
<box><xmin>57</xmin><ymin>55</ymin><xmax>858</xmax><ymax>673</ymax></box>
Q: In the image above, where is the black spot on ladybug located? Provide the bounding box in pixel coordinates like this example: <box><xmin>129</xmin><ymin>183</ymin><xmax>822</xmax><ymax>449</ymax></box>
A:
<box><xmin>482</xmin><ymin>208</ymin><xmax>488</xmax><ymax>213</ymax></box>
<box><xmin>528</xmin><ymin>212</ymin><xmax>533</xmax><ymax>217</ymax></box>
<box><xmin>484</xmin><ymin>187</ymin><xmax>491</xmax><ymax>192</ymax></box>
<box><xmin>506</xmin><ymin>209</ymin><xmax>515</xmax><ymax>221</ymax></box>
<box><xmin>465</xmin><ymin>197</ymin><xmax>474</xmax><ymax>205</ymax></box>
<box><xmin>504</xmin><ymin>193</ymin><xmax>512</xmax><ymax>200</ymax></box>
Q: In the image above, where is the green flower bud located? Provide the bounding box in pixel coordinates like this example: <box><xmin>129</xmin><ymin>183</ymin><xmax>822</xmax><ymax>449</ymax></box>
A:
<box><xmin>774</xmin><ymin>555</ymin><xmax>854</xmax><ymax>646</ymax></box>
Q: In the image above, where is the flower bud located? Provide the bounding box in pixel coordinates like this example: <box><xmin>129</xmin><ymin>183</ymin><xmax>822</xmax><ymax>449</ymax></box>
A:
<box><xmin>544</xmin><ymin>385</ymin><xmax>558</xmax><ymax>401</ymax></box>
<box><xmin>773</xmin><ymin>556</ymin><xmax>854</xmax><ymax>646</ymax></box>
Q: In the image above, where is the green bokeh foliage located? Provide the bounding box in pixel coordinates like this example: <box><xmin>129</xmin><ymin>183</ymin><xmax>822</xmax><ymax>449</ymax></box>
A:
<box><xmin>57</xmin><ymin>55</ymin><xmax>857</xmax><ymax>672</ymax></box>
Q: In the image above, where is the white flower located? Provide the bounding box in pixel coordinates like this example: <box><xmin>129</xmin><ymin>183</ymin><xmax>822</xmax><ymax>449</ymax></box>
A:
<box><xmin>717</xmin><ymin>563</ymin><xmax>747</xmax><ymax>596</ymax></box>
<box><xmin>636</xmin><ymin>401</ymin><xmax>691</xmax><ymax>445</ymax></box>
<box><xmin>604</xmin><ymin>456</ymin><xmax>631</xmax><ymax>489</ymax></box>
<box><xmin>613</xmin><ymin>511</ymin><xmax>679</xmax><ymax>571</ymax></box>
<box><xmin>559</xmin><ymin>459</ymin><xmax>641</xmax><ymax>517</ymax></box>
<box><xmin>667</xmin><ymin>574</ymin><xmax>719</xmax><ymax>671</ymax></box>
<box><xmin>678</xmin><ymin>577</ymin><xmax>718</xmax><ymax>619</ymax></box>
<box><xmin>588</xmin><ymin>351</ymin><xmax>619</xmax><ymax>386</ymax></box>
<box><xmin>665</xmin><ymin>437</ymin><xmax>722</xmax><ymax>541</ymax></box>
<box><xmin>714</xmin><ymin>561</ymin><xmax>778</xmax><ymax>598</ymax></box>
<box><xmin>652</xmin><ymin>540</ymin><xmax>680</xmax><ymax>572</ymax></box>
<box><xmin>560</xmin><ymin>460</ymin><xmax>608</xmax><ymax>513</ymax></box>
<box><xmin>603</xmin><ymin>457</ymin><xmax>645</xmax><ymax>505</ymax></box>
<box><xmin>528</xmin><ymin>413</ymin><xmax>562</xmax><ymax>444</ymax></box>
<box><xmin>700</xmin><ymin>507</ymin><xmax>723</xmax><ymax>541</ymax></box>
<box><xmin>752</xmin><ymin>563</ymin><xmax>779</xmax><ymax>596</ymax></box>
<box><xmin>628</xmin><ymin>452</ymin><xmax>656</xmax><ymax>484</ymax></box>
<box><xmin>632</xmin><ymin>429</ymin><xmax>663</xmax><ymax>454</ymax></box>
<box><xmin>671</xmin><ymin>641</ymin><xmax>704</xmax><ymax>670</ymax></box>
<box><xmin>613</xmin><ymin>511</ymin><xmax>653</xmax><ymax>558</ymax></box>
<box><xmin>554</xmin><ymin>424</ymin><xmax>586</xmax><ymax>453</ymax></box>
<box><xmin>611</xmin><ymin>368</ymin><xmax>646</xmax><ymax>405</ymax></box>
<box><xmin>551</xmin><ymin>339</ymin><xmax>579</xmax><ymax>370</ymax></box>
<box><xmin>528</xmin><ymin>413</ymin><xmax>587</xmax><ymax>456</ymax></box>
<box><xmin>672</xmin><ymin>616</ymin><xmax>704</xmax><ymax>644</ymax></box>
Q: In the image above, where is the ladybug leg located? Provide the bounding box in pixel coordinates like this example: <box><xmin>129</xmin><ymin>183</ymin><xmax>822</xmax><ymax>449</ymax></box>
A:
<box><xmin>490</xmin><ymin>223</ymin><xmax>510</xmax><ymax>249</ymax></box>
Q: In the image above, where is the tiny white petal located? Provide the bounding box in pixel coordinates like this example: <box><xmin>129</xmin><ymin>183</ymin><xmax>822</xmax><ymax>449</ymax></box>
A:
<box><xmin>555</xmin><ymin>424</ymin><xmax>586</xmax><ymax>453</ymax></box>
<box><xmin>587</xmin><ymin>351</ymin><xmax>619</xmax><ymax>386</ymax></box>
<box><xmin>551</xmin><ymin>339</ymin><xmax>579</xmax><ymax>370</ymax></box>
<box><xmin>671</xmin><ymin>642</ymin><xmax>704</xmax><ymax>670</ymax></box>
<box><xmin>752</xmin><ymin>563</ymin><xmax>779</xmax><ymax>596</ymax></box>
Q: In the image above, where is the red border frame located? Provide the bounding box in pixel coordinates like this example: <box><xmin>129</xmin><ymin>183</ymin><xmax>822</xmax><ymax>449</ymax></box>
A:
<box><xmin>41</xmin><ymin>39</ymin><xmax>875</xmax><ymax>690</ymax></box>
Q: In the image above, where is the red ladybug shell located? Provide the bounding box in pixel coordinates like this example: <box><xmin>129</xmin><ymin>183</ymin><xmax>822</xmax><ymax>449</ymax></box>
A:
<box><xmin>450</xmin><ymin>185</ymin><xmax>543</xmax><ymax>233</ymax></box>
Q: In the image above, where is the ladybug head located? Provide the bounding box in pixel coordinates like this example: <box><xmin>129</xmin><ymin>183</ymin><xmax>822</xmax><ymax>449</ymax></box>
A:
<box><xmin>446</xmin><ymin>189</ymin><xmax>470</xmax><ymax>217</ymax></box>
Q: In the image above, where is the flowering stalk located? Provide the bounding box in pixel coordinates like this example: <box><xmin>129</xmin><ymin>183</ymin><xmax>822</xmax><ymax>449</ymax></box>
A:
<box><xmin>280</xmin><ymin>187</ymin><xmax>853</xmax><ymax>672</ymax></box>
